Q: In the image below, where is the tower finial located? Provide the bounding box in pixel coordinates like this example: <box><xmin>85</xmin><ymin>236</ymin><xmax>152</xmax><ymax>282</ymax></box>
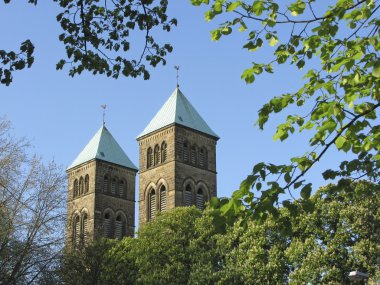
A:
<box><xmin>174</xmin><ymin>65</ymin><xmax>180</xmax><ymax>88</ymax></box>
<box><xmin>101</xmin><ymin>104</ymin><xmax>107</xmax><ymax>126</ymax></box>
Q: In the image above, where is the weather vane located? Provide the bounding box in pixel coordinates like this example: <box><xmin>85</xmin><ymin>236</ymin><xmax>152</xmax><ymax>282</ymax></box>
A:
<box><xmin>174</xmin><ymin>65</ymin><xmax>180</xmax><ymax>87</ymax></box>
<box><xmin>101</xmin><ymin>104</ymin><xmax>107</xmax><ymax>126</ymax></box>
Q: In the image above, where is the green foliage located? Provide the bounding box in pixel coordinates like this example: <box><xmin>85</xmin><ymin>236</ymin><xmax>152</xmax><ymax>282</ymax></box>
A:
<box><xmin>60</xmin><ymin>183</ymin><xmax>379</xmax><ymax>284</ymax></box>
<box><xmin>2</xmin><ymin>0</ymin><xmax>176</xmax><ymax>85</ymax></box>
<box><xmin>54</xmin><ymin>0</ymin><xmax>176</xmax><ymax>80</ymax></box>
<box><xmin>191</xmin><ymin>0</ymin><xmax>380</xmax><ymax>220</ymax></box>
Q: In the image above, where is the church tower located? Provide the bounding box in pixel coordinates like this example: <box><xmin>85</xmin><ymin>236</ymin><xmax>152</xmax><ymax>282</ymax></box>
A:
<box><xmin>66</xmin><ymin>125</ymin><xmax>138</xmax><ymax>248</ymax></box>
<box><xmin>137</xmin><ymin>87</ymin><xmax>219</xmax><ymax>226</ymax></box>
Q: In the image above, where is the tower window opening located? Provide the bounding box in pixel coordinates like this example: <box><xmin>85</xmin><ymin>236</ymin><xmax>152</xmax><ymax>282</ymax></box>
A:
<box><xmin>115</xmin><ymin>215</ymin><xmax>124</xmax><ymax>240</ymax></box>
<box><xmin>154</xmin><ymin>144</ymin><xmax>160</xmax><ymax>166</ymax></box>
<box><xmin>103</xmin><ymin>175</ymin><xmax>109</xmax><ymax>193</ymax></box>
<box><xmin>79</xmin><ymin>176</ymin><xmax>84</xmax><ymax>195</ymax></box>
<box><xmin>160</xmin><ymin>186</ymin><xmax>167</xmax><ymax>212</ymax></box>
<box><xmin>73</xmin><ymin>179</ymin><xmax>79</xmax><ymax>198</ymax></box>
<box><xmin>190</xmin><ymin>145</ymin><xmax>197</xmax><ymax>165</ymax></box>
<box><xmin>184</xmin><ymin>184</ymin><xmax>193</xmax><ymax>206</ymax></box>
<box><xmin>183</xmin><ymin>142</ymin><xmax>189</xmax><ymax>162</ymax></box>
<box><xmin>84</xmin><ymin>175</ymin><xmax>89</xmax><ymax>193</ymax></box>
<box><xmin>161</xmin><ymin>141</ymin><xmax>167</xmax><ymax>163</ymax></box>
<box><xmin>111</xmin><ymin>178</ymin><xmax>117</xmax><ymax>195</ymax></box>
<box><xmin>119</xmin><ymin>180</ymin><xmax>126</xmax><ymax>198</ymax></box>
<box><xmin>149</xmin><ymin>189</ymin><xmax>156</xmax><ymax>221</ymax></box>
<box><xmin>103</xmin><ymin>212</ymin><xmax>112</xmax><ymax>238</ymax></box>
<box><xmin>147</xmin><ymin>147</ymin><xmax>153</xmax><ymax>168</ymax></box>
<box><xmin>196</xmin><ymin>188</ymin><xmax>205</xmax><ymax>210</ymax></box>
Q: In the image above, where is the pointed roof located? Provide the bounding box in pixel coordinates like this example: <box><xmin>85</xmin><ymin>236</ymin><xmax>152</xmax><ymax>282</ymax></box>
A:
<box><xmin>68</xmin><ymin>125</ymin><xmax>138</xmax><ymax>170</ymax></box>
<box><xmin>137</xmin><ymin>87</ymin><xmax>219</xmax><ymax>139</ymax></box>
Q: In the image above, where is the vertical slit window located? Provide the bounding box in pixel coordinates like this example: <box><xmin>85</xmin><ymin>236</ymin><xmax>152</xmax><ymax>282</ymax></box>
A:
<box><xmin>191</xmin><ymin>145</ymin><xmax>197</xmax><ymax>165</ymax></box>
<box><xmin>119</xmin><ymin>180</ymin><xmax>125</xmax><ymax>198</ymax></box>
<box><xmin>73</xmin><ymin>215</ymin><xmax>80</xmax><ymax>247</ymax></box>
<box><xmin>149</xmin><ymin>189</ymin><xmax>156</xmax><ymax>221</ymax></box>
<box><xmin>73</xmin><ymin>179</ymin><xmax>78</xmax><ymax>198</ymax></box>
<box><xmin>103</xmin><ymin>175</ymin><xmax>109</xmax><ymax>193</ymax></box>
<box><xmin>104</xmin><ymin>213</ymin><xmax>112</xmax><ymax>238</ymax></box>
<box><xmin>115</xmin><ymin>215</ymin><xmax>124</xmax><ymax>240</ymax></box>
<box><xmin>147</xmin><ymin>147</ymin><xmax>153</xmax><ymax>168</ymax></box>
<box><xmin>111</xmin><ymin>178</ymin><xmax>116</xmax><ymax>195</ymax></box>
<box><xmin>79</xmin><ymin>176</ymin><xmax>84</xmax><ymax>195</ymax></box>
<box><xmin>84</xmin><ymin>175</ymin><xmax>89</xmax><ymax>193</ymax></box>
<box><xmin>184</xmin><ymin>185</ymin><xmax>192</xmax><ymax>206</ymax></box>
<box><xmin>183</xmin><ymin>142</ymin><xmax>189</xmax><ymax>162</ymax></box>
<box><xmin>196</xmin><ymin>188</ymin><xmax>205</xmax><ymax>210</ymax></box>
<box><xmin>161</xmin><ymin>141</ymin><xmax>167</xmax><ymax>163</ymax></box>
<box><xmin>199</xmin><ymin>148</ymin><xmax>205</xmax><ymax>167</ymax></box>
<box><xmin>82</xmin><ymin>214</ymin><xmax>88</xmax><ymax>243</ymax></box>
<box><xmin>154</xmin><ymin>144</ymin><xmax>160</xmax><ymax>166</ymax></box>
<box><xmin>160</xmin><ymin>186</ymin><xmax>167</xmax><ymax>212</ymax></box>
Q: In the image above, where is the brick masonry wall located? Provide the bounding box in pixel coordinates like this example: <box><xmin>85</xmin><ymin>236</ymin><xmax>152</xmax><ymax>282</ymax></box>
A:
<box><xmin>137</xmin><ymin>124</ymin><xmax>217</xmax><ymax>227</ymax></box>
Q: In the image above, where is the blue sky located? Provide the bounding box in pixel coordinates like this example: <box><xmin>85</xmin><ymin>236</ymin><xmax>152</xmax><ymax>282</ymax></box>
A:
<box><xmin>1</xmin><ymin>1</ymin><xmax>349</xmax><ymax>227</ymax></box>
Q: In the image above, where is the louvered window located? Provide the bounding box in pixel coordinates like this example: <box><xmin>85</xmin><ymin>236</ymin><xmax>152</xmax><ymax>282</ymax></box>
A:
<box><xmin>84</xmin><ymin>175</ymin><xmax>89</xmax><ymax>193</ymax></box>
<box><xmin>199</xmin><ymin>148</ymin><xmax>205</xmax><ymax>167</ymax></box>
<box><xmin>196</xmin><ymin>188</ymin><xmax>205</xmax><ymax>210</ymax></box>
<box><xmin>183</xmin><ymin>142</ymin><xmax>189</xmax><ymax>162</ymax></box>
<box><xmin>82</xmin><ymin>214</ymin><xmax>88</xmax><ymax>243</ymax></box>
<box><xmin>149</xmin><ymin>189</ymin><xmax>156</xmax><ymax>221</ymax></box>
<box><xmin>111</xmin><ymin>178</ymin><xmax>116</xmax><ymax>195</ymax></box>
<box><xmin>104</xmin><ymin>213</ymin><xmax>112</xmax><ymax>238</ymax></box>
<box><xmin>73</xmin><ymin>179</ymin><xmax>78</xmax><ymax>198</ymax></box>
<box><xmin>147</xmin><ymin>147</ymin><xmax>153</xmax><ymax>168</ymax></box>
<box><xmin>191</xmin><ymin>145</ymin><xmax>197</xmax><ymax>165</ymax></box>
<box><xmin>79</xmin><ymin>177</ymin><xmax>84</xmax><ymax>195</ymax></box>
<box><xmin>161</xmin><ymin>142</ymin><xmax>167</xmax><ymax>163</ymax></box>
<box><xmin>119</xmin><ymin>180</ymin><xmax>125</xmax><ymax>198</ymax></box>
<box><xmin>154</xmin><ymin>145</ymin><xmax>160</xmax><ymax>166</ymax></box>
<box><xmin>73</xmin><ymin>216</ymin><xmax>80</xmax><ymax>247</ymax></box>
<box><xmin>184</xmin><ymin>184</ymin><xmax>192</xmax><ymax>206</ymax></box>
<box><xmin>160</xmin><ymin>186</ymin><xmax>167</xmax><ymax>212</ymax></box>
<box><xmin>103</xmin><ymin>176</ymin><xmax>109</xmax><ymax>193</ymax></box>
<box><xmin>115</xmin><ymin>215</ymin><xmax>123</xmax><ymax>240</ymax></box>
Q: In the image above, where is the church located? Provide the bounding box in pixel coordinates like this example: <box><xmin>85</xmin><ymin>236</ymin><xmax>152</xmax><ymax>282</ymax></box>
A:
<box><xmin>65</xmin><ymin>87</ymin><xmax>219</xmax><ymax>246</ymax></box>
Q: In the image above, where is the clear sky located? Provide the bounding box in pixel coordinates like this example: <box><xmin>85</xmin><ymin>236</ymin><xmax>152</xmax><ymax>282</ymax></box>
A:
<box><xmin>1</xmin><ymin>1</ymin><xmax>349</xmax><ymax>228</ymax></box>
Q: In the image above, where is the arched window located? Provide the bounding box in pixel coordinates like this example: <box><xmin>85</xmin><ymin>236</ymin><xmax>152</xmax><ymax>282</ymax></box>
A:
<box><xmin>111</xmin><ymin>177</ymin><xmax>117</xmax><ymax>195</ymax></box>
<box><xmin>73</xmin><ymin>179</ymin><xmax>78</xmax><ymax>198</ymax></box>
<box><xmin>161</xmin><ymin>141</ymin><xmax>167</xmax><ymax>163</ymax></box>
<box><xmin>199</xmin><ymin>147</ymin><xmax>206</xmax><ymax>168</ymax></box>
<box><xmin>119</xmin><ymin>179</ymin><xmax>126</xmax><ymax>198</ymax></box>
<box><xmin>79</xmin><ymin>176</ymin><xmax>84</xmax><ymax>195</ymax></box>
<box><xmin>149</xmin><ymin>189</ymin><xmax>156</xmax><ymax>221</ymax></box>
<box><xmin>103</xmin><ymin>212</ymin><xmax>112</xmax><ymax>238</ymax></box>
<box><xmin>183</xmin><ymin>142</ymin><xmax>189</xmax><ymax>162</ymax></box>
<box><xmin>147</xmin><ymin>147</ymin><xmax>153</xmax><ymax>168</ymax></box>
<box><xmin>115</xmin><ymin>215</ymin><xmax>125</xmax><ymax>240</ymax></box>
<box><xmin>160</xmin><ymin>186</ymin><xmax>167</xmax><ymax>212</ymax></box>
<box><xmin>154</xmin><ymin>144</ymin><xmax>160</xmax><ymax>166</ymax></box>
<box><xmin>73</xmin><ymin>215</ymin><xmax>80</xmax><ymax>247</ymax></box>
<box><xmin>184</xmin><ymin>184</ymin><xmax>193</xmax><ymax>206</ymax></box>
<box><xmin>84</xmin><ymin>175</ymin><xmax>89</xmax><ymax>193</ymax></box>
<box><xmin>103</xmin><ymin>175</ymin><xmax>109</xmax><ymax>193</ymax></box>
<box><xmin>196</xmin><ymin>188</ymin><xmax>205</xmax><ymax>210</ymax></box>
<box><xmin>190</xmin><ymin>145</ymin><xmax>197</xmax><ymax>165</ymax></box>
<box><xmin>82</xmin><ymin>213</ymin><xmax>88</xmax><ymax>243</ymax></box>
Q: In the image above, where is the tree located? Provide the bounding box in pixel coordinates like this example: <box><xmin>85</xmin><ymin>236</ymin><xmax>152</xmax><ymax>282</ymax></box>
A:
<box><xmin>0</xmin><ymin>118</ymin><xmax>66</xmax><ymax>284</ymax></box>
<box><xmin>133</xmin><ymin>207</ymin><xmax>202</xmax><ymax>285</ymax></box>
<box><xmin>286</xmin><ymin>180</ymin><xmax>380</xmax><ymax>284</ymax></box>
<box><xmin>191</xmin><ymin>0</ymin><xmax>380</xmax><ymax>221</ymax></box>
<box><xmin>1</xmin><ymin>0</ymin><xmax>176</xmax><ymax>86</ymax></box>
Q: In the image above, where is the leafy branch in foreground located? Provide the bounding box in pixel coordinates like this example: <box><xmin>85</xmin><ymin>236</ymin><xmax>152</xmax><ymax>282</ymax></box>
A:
<box><xmin>191</xmin><ymin>0</ymin><xmax>380</xmax><ymax>220</ymax></box>
<box><xmin>1</xmin><ymin>0</ymin><xmax>176</xmax><ymax>85</ymax></box>
<box><xmin>54</xmin><ymin>0</ymin><xmax>176</xmax><ymax>80</ymax></box>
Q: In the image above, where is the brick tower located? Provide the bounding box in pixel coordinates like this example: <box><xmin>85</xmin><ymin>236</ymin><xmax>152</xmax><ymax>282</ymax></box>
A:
<box><xmin>137</xmin><ymin>87</ymin><xmax>219</xmax><ymax>226</ymax></box>
<box><xmin>66</xmin><ymin>124</ymin><xmax>137</xmax><ymax>248</ymax></box>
